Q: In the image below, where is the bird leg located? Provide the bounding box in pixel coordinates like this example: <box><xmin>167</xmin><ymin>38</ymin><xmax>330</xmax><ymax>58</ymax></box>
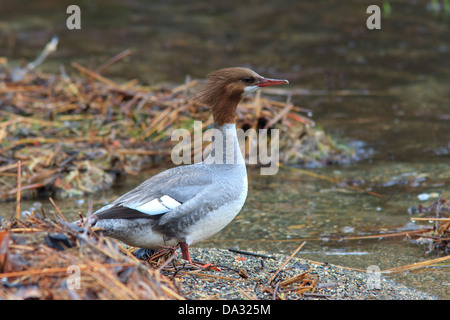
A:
<box><xmin>179</xmin><ymin>241</ymin><xmax>192</xmax><ymax>263</ymax></box>
<box><xmin>179</xmin><ymin>241</ymin><xmax>221</xmax><ymax>271</ymax></box>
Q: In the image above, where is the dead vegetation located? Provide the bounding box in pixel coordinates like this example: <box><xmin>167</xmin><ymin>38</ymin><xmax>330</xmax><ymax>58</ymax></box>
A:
<box><xmin>0</xmin><ymin>214</ymin><xmax>183</xmax><ymax>300</ymax></box>
<box><xmin>410</xmin><ymin>195</ymin><xmax>450</xmax><ymax>255</ymax></box>
<box><xmin>0</xmin><ymin>46</ymin><xmax>354</xmax><ymax>200</ymax></box>
<box><xmin>0</xmin><ymin>215</ymin><xmax>326</xmax><ymax>300</ymax></box>
<box><xmin>1</xmin><ymin>213</ymin><xmax>446</xmax><ymax>300</ymax></box>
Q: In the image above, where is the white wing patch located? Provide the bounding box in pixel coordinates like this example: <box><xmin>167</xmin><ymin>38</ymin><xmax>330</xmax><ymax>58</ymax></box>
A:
<box><xmin>132</xmin><ymin>195</ymin><xmax>182</xmax><ymax>215</ymax></box>
<box><xmin>159</xmin><ymin>195</ymin><xmax>182</xmax><ymax>209</ymax></box>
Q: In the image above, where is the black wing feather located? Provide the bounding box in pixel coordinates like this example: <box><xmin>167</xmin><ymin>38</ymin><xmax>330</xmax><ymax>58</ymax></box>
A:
<box><xmin>96</xmin><ymin>205</ymin><xmax>165</xmax><ymax>220</ymax></box>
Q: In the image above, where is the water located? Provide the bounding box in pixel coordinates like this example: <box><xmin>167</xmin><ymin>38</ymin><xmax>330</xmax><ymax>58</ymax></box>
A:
<box><xmin>1</xmin><ymin>0</ymin><xmax>449</xmax><ymax>298</ymax></box>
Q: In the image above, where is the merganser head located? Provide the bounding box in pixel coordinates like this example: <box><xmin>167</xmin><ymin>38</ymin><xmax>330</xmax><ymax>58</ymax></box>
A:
<box><xmin>196</xmin><ymin>67</ymin><xmax>289</xmax><ymax>126</ymax></box>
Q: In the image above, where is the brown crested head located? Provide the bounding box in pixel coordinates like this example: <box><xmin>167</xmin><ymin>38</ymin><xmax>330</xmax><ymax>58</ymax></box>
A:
<box><xmin>196</xmin><ymin>67</ymin><xmax>288</xmax><ymax>126</ymax></box>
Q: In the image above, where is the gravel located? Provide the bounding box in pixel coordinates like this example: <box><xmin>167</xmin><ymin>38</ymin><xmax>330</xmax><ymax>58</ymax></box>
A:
<box><xmin>171</xmin><ymin>248</ymin><xmax>436</xmax><ymax>300</ymax></box>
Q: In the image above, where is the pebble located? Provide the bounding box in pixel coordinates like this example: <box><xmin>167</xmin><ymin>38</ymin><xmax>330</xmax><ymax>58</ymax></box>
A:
<box><xmin>171</xmin><ymin>248</ymin><xmax>436</xmax><ymax>300</ymax></box>
<box><xmin>417</xmin><ymin>193</ymin><xmax>430</xmax><ymax>201</ymax></box>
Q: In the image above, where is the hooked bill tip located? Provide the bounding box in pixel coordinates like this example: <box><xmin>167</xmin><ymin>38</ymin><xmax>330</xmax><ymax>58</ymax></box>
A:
<box><xmin>257</xmin><ymin>77</ymin><xmax>289</xmax><ymax>87</ymax></box>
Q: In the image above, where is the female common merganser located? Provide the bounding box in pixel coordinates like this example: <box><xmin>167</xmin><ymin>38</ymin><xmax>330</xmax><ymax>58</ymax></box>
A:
<box><xmin>89</xmin><ymin>67</ymin><xmax>289</xmax><ymax>263</ymax></box>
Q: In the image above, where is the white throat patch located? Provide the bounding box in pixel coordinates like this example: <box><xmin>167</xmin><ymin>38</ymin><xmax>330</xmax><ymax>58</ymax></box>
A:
<box><xmin>243</xmin><ymin>85</ymin><xmax>260</xmax><ymax>95</ymax></box>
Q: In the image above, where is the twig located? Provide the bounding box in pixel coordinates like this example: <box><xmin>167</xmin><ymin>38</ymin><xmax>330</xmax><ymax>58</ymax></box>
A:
<box><xmin>119</xmin><ymin>92</ymin><xmax>143</xmax><ymax>114</ymax></box>
<box><xmin>340</xmin><ymin>228</ymin><xmax>432</xmax><ymax>240</ymax></box>
<box><xmin>287</xmin><ymin>112</ymin><xmax>315</xmax><ymax>126</ymax></box>
<box><xmin>9</xmin><ymin>228</ymin><xmax>45</xmax><ymax>233</ymax></box>
<box><xmin>49</xmin><ymin>197</ymin><xmax>68</xmax><ymax>222</ymax></box>
<box><xmin>279</xmin><ymin>269</ymin><xmax>311</xmax><ymax>287</ymax></box>
<box><xmin>171</xmin><ymin>78</ymin><xmax>199</xmax><ymax>95</ymax></box>
<box><xmin>411</xmin><ymin>217</ymin><xmax>450</xmax><ymax>222</ymax></box>
<box><xmin>435</xmin><ymin>192</ymin><xmax>442</xmax><ymax>232</ymax></box>
<box><xmin>381</xmin><ymin>255</ymin><xmax>450</xmax><ymax>274</ymax></box>
<box><xmin>264</xmin><ymin>102</ymin><xmax>293</xmax><ymax>129</ymax></box>
<box><xmin>178</xmin><ymin>271</ymin><xmax>239</xmax><ymax>281</ymax></box>
<box><xmin>96</xmin><ymin>49</ymin><xmax>132</xmax><ymax>74</ymax></box>
<box><xmin>268</xmin><ymin>241</ymin><xmax>306</xmax><ymax>285</ymax></box>
<box><xmin>15</xmin><ymin>161</ymin><xmax>21</xmax><ymax>220</ymax></box>
<box><xmin>272</xmin><ymin>281</ymin><xmax>282</xmax><ymax>300</ymax></box>
<box><xmin>302</xmin><ymin>292</ymin><xmax>332</xmax><ymax>298</ymax></box>
<box><xmin>227</xmin><ymin>248</ymin><xmax>276</xmax><ymax>259</ymax></box>
<box><xmin>157</xmin><ymin>252</ymin><xmax>178</xmax><ymax>272</ymax></box>
<box><xmin>72</xmin><ymin>62</ymin><xmax>122</xmax><ymax>89</ymax></box>
<box><xmin>0</xmin><ymin>262</ymin><xmax>135</xmax><ymax>279</ymax></box>
<box><xmin>239</xmin><ymin>290</ymin><xmax>258</xmax><ymax>300</ymax></box>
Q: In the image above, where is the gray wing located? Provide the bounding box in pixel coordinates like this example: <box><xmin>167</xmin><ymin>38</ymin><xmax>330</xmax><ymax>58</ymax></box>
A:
<box><xmin>94</xmin><ymin>164</ymin><xmax>214</xmax><ymax>223</ymax></box>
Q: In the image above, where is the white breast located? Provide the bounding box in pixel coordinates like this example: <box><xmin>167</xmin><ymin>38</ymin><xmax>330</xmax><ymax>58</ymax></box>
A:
<box><xmin>185</xmin><ymin>175</ymin><xmax>248</xmax><ymax>245</ymax></box>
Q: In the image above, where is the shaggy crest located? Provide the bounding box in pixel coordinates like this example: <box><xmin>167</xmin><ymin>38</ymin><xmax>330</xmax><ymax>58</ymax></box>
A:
<box><xmin>196</xmin><ymin>67</ymin><xmax>262</xmax><ymax>126</ymax></box>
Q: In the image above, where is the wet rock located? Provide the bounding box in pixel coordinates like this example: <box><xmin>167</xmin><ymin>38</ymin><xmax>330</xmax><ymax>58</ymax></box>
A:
<box><xmin>44</xmin><ymin>233</ymin><xmax>73</xmax><ymax>251</ymax></box>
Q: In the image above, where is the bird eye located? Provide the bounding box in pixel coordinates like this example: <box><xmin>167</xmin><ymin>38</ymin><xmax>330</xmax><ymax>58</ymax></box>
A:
<box><xmin>243</xmin><ymin>76</ymin><xmax>255</xmax><ymax>83</ymax></box>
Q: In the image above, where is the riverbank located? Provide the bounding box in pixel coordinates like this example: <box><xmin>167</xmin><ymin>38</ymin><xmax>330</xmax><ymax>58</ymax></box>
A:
<box><xmin>0</xmin><ymin>215</ymin><xmax>437</xmax><ymax>300</ymax></box>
